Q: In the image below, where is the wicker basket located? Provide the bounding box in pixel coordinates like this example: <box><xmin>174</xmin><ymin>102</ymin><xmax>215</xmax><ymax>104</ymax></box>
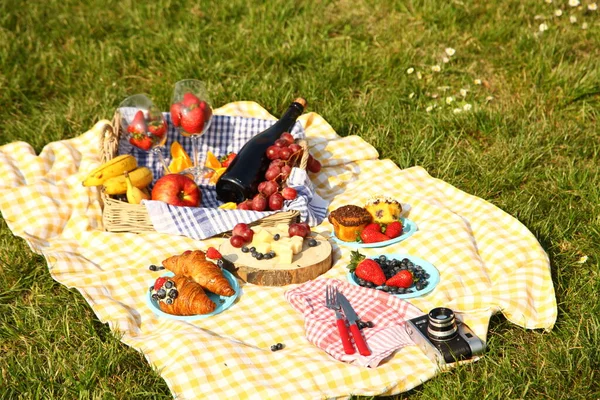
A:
<box><xmin>99</xmin><ymin>112</ymin><xmax>306</xmax><ymax>234</ymax></box>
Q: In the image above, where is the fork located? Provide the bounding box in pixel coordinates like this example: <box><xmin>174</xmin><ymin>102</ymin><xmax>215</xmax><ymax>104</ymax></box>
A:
<box><xmin>325</xmin><ymin>285</ymin><xmax>355</xmax><ymax>354</ymax></box>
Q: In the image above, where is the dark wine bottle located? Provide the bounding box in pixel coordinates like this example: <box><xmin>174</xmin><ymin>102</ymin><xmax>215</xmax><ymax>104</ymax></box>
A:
<box><xmin>216</xmin><ymin>97</ymin><xmax>307</xmax><ymax>203</ymax></box>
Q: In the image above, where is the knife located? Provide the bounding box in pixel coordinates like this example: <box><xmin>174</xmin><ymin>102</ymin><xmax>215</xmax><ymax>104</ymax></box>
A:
<box><xmin>336</xmin><ymin>292</ymin><xmax>371</xmax><ymax>356</ymax></box>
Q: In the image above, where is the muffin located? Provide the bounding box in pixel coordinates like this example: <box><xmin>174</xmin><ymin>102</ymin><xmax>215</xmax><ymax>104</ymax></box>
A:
<box><xmin>328</xmin><ymin>205</ymin><xmax>373</xmax><ymax>242</ymax></box>
<box><xmin>364</xmin><ymin>195</ymin><xmax>402</xmax><ymax>224</ymax></box>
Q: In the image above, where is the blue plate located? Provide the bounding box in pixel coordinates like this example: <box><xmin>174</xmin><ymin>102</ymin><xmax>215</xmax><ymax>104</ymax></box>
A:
<box><xmin>346</xmin><ymin>253</ymin><xmax>440</xmax><ymax>299</ymax></box>
<box><xmin>332</xmin><ymin>217</ymin><xmax>417</xmax><ymax>248</ymax></box>
<box><xmin>146</xmin><ymin>269</ymin><xmax>240</xmax><ymax>320</ymax></box>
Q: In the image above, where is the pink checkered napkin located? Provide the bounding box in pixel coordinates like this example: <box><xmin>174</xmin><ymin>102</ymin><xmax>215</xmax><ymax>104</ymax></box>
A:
<box><xmin>285</xmin><ymin>278</ymin><xmax>424</xmax><ymax>368</ymax></box>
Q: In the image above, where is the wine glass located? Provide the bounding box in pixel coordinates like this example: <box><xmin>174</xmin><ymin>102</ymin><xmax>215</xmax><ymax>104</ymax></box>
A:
<box><xmin>118</xmin><ymin>94</ymin><xmax>170</xmax><ymax>174</ymax></box>
<box><xmin>170</xmin><ymin>79</ymin><xmax>213</xmax><ymax>182</ymax></box>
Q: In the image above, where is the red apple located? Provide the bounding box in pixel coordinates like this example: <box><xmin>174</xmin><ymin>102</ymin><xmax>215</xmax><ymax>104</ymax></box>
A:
<box><xmin>151</xmin><ymin>174</ymin><xmax>201</xmax><ymax>207</ymax></box>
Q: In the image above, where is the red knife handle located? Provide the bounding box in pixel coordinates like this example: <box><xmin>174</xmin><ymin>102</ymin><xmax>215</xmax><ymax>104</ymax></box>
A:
<box><xmin>349</xmin><ymin>323</ymin><xmax>371</xmax><ymax>356</ymax></box>
<box><xmin>336</xmin><ymin>319</ymin><xmax>355</xmax><ymax>354</ymax></box>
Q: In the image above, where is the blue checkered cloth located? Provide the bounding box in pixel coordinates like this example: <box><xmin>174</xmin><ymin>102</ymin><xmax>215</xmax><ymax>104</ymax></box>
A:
<box><xmin>117</xmin><ymin>109</ymin><xmax>327</xmax><ymax>240</ymax></box>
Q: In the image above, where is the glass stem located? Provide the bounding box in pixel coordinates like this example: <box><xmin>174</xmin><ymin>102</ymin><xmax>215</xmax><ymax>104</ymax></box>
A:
<box><xmin>153</xmin><ymin>147</ymin><xmax>171</xmax><ymax>176</ymax></box>
<box><xmin>192</xmin><ymin>135</ymin><xmax>201</xmax><ymax>183</ymax></box>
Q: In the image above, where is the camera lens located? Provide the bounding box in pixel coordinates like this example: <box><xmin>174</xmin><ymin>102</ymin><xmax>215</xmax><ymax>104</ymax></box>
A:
<box><xmin>427</xmin><ymin>307</ymin><xmax>458</xmax><ymax>341</ymax></box>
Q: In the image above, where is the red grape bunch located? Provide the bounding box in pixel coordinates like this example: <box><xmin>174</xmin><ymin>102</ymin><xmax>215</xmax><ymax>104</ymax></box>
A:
<box><xmin>236</xmin><ymin>132</ymin><xmax>322</xmax><ymax>212</ymax></box>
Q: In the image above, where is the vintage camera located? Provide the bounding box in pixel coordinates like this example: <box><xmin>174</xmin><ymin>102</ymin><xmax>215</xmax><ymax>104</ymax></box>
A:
<box><xmin>405</xmin><ymin>307</ymin><xmax>486</xmax><ymax>365</ymax></box>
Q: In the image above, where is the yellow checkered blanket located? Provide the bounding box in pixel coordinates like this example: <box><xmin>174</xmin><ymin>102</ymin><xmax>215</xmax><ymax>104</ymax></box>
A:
<box><xmin>0</xmin><ymin>102</ymin><xmax>556</xmax><ymax>399</ymax></box>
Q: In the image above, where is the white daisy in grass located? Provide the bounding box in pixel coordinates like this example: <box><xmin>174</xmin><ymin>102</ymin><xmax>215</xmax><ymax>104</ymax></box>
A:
<box><xmin>568</xmin><ymin>0</ymin><xmax>580</xmax><ymax>6</ymax></box>
<box><xmin>426</xmin><ymin>105</ymin><xmax>434</xmax><ymax>113</ymax></box>
<box><xmin>463</xmin><ymin>103</ymin><xmax>472</xmax><ymax>111</ymax></box>
<box><xmin>570</xmin><ymin>15</ymin><xmax>577</xmax><ymax>23</ymax></box>
<box><xmin>486</xmin><ymin>95</ymin><xmax>494</xmax><ymax>102</ymax></box>
<box><xmin>406</xmin><ymin>67</ymin><xmax>414</xmax><ymax>74</ymax></box>
<box><xmin>576</xmin><ymin>255</ymin><xmax>588</xmax><ymax>264</ymax></box>
<box><xmin>417</xmin><ymin>71</ymin><xmax>423</xmax><ymax>80</ymax></box>
<box><xmin>443</xmin><ymin>57</ymin><xmax>450</xmax><ymax>63</ymax></box>
<box><xmin>474</xmin><ymin>79</ymin><xmax>482</xmax><ymax>85</ymax></box>
<box><xmin>445</xmin><ymin>47</ymin><xmax>456</xmax><ymax>57</ymax></box>
<box><xmin>539</xmin><ymin>23</ymin><xmax>549</xmax><ymax>32</ymax></box>
<box><xmin>589</xmin><ymin>3</ymin><xmax>597</xmax><ymax>11</ymax></box>
<box><xmin>582</xmin><ymin>22</ymin><xmax>589</xmax><ymax>29</ymax></box>
<box><xmin>432</xmin><ymin>65</ymin><xmax>441</xmax><ymax>72</ymax></box>
<box><xmin>409</xmin><ymin>92</ymin><xmax>415</xmax><ymax>99</ymax></box>
<box><xmin>554</xmin><ymin>9</ymin><xmax>563</xmax><ymax>16</ymax></box>
<box><xmin>545</xmin><ymin>0</ymin><xmax>552</xmax><ymax>3</ymax></box>
<box><xmin>460</xmin><ymin>88</ymin><xmax>468</xmax><ymax>97</ymax></box>
<box><xmin>446</xmin><ymin>96</ymin><xmax>454</xmax><ymax>104</ymax></box>
<box><xmin>453</xmin><ymin>108</ymin><xmax>463</xmax><ymax>114</ymax></box>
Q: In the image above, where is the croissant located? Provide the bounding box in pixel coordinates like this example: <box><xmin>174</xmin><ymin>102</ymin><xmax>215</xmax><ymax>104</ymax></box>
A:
<box><xmin>162</xmin><ymin>250</ymin><xmax>235</xmax><ymax>297</ymax></box>
<box><xmin>152</xmin><ymin>275</ymin><xmax>216</xmax><ymax>316</ymax></box>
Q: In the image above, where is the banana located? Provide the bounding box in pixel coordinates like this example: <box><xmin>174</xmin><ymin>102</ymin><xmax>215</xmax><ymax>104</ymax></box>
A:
<box><xmin>125</xmin><ymin>171</ymin><xmax>151</xmax><ymax>204</ymax></box>
<box><xmin>103</xmin><ymin>166</ymin><xmax>153</xmax><ymax>195</ymax></box>
<box><xmin>82</xmin><ymin>154</ymin><xmax>138</xmax><ymax>187</ymax></box>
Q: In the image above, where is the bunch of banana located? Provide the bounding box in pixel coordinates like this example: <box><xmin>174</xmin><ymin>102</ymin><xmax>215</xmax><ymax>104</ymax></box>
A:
<box><xmin>82</xmin><ymin>155</ymin><xmax>154</xmax><ymax>203</ymax></box>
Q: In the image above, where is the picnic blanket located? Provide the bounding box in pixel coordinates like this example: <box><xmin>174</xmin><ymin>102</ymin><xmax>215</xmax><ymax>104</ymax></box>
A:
<box><xmin>0</xmin><ymin>101</ymin><xmax>557</xmax><ymax>399</ymax></box>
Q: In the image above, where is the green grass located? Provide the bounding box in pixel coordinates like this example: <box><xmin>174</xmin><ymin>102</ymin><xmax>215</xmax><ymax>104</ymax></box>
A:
<box><xmin>1</xmin><ymin>0</ymin><xmax>599</xmax><ymax>398</ymax></box>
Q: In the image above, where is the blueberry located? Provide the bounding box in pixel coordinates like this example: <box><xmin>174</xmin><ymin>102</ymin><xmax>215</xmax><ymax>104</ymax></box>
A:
<box><xmin>251</xmin><ymin>251</ymin><xmax>258</xmax><ymax>258</ymax></box>
<box><xmin>365</xmin><ymin>282</ymin><xmax>374</xmax><ymax>288</ymax></box>
<box><xmin>379</xmin><ymin>255</ymin><xmax>387</xmax><ymax>263</ymax></box>
<box><xmin>415</xmin><ymin>282</ymin><xmax>424</xmax><ymax>291</ymax></box>
<box><xmin>151</xmin><ymin>293</ymin><xmax>158</xmax><ymax>300</ymax></box>
<box><xmin>164</xmin><ymin>281</ymin><xmax>174</xmax><ymax>289</ymax></box>
<box><xmin>382</xmin><ymin>285</ymin><xmax>390</xmax><ymax>292</ymax></box>
<box><xmin>402</xmin><ymin>258</ymin><xmax>410</xmax><ymax>264</ymax></box>
<box><xmin>157</xmin><ymin>289</ymin><xmax>166</xmax><ymax>299</ymax></box>
<box><xmin>263</xmin><ymin>253</ymin><xmax>272</xmax><ymax>260</ymax></box>
<box><xmin>149</xmin><ymin>286</ymin><xmax>154</xmax><ymax>291</ymax></box>
<box><xmin>217</xmin><ymin>259</ymin><xmax>224</xmax><ymax>268</ymax></box>
<box><xmin>273</xmin><ymin>234</ymin><xmax>280</xmax><ymax>241</ymax></box>
<box><xmin>249</xmin><ymin>247</ymin><xmax>256</xmax><ymax>252</ymax></box>
<box><xmin>397</xmin><ymin>288</ymin><xmax>406</xmax><ymax>294</ymax></box>
<box><xmin>241</xmin><ymin>246</ymin><xmax>250</xmax><ymax>253</ymax></box>
<box><xmin>268</xmin><ymin>251</ymin><xmax>276</xmax><ymax>257</ymax></box>
<box><xmin>357</xmin><ymin>321</ymin><xmax>366</xmax><ymax>329</ymax></box>
<box><xmin>149</xmin><ymin>265</ymin><xmax>157</xmax><ymax>271</ymax></box>
<box><xmin>276</xmin><ymin>343</ymin><xmax>284</xmax><ymax>350</ymax></box>
<box><xmin>424</xmin><ymin>273</ymin><xmax>430</xmax><ymax>279</ymax></box>
<box><xmin>366</xmin><ymin>321</ymin><xmax>374</xmax><ymax>328</ymax></box>
<box><xmin>256</xmin><ymin>253</ymin><xmax>264</xmax><ymax>260</ymax></box>
<box><xmin>308</xmin><ymin>238</ymin><xmax>318</xmax><ymax>247</ymax></box>
<box><xmin>169</xmin><ymin>289</ymin><xmax>178</xmax><ymax>299</ymax></box>
<box><xmin>166</xmin><ymin>298</ymin><xmax>173</xmax><ymax>305</ymax></box>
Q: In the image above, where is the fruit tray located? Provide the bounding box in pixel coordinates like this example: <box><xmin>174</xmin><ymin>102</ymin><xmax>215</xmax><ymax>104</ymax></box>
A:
<box><xmin>99</xmin><ymin>113</ymin><xmax>306</xmax><ymax>234</ymax></box>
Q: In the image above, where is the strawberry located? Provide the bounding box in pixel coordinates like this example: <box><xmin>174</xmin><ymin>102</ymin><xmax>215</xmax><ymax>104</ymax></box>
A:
<box><xmin>153</xmin><ymin>277</ymin><xmax>168</xmax><ymax>291</ymax></box>
<box><xmin>181</xmin><ymin>106</ymin><xmax>205</xmax><ymax>134</ymax></box>
<box><xmin>363</xmin><ymin>223</ymin><xmax>381</xmax><ymax>232</ymax></box>
<box><xmin>183</xmin><ymin>92</ymin><xmax>201</xmax><ymax>107</ymax></box>
<box><xmin>386</xmin><ymin>270</ymin><xmax>414</xmax><ymax>288</ymax></box>
<box><xmin>148</xmin><ymin>119</ymin><xmax>167</xmax><ymax>137</ymax></box>
<box><xmin>206</xmin><ymin>247</ymin><xmax>222</xmax><ymax>260</ymax></box>
<box><xmin>127</xmin><ymin>110</ymin><xmax>146</xmax><ymax>135</ymax></box>
<box><xmin>384</xmin><ymin>221</ymin><xmax>403</xmax><ymax>239</ymax></box>
<box><xmin>129</xmin><ymin>134</ymin><xmax>153</xmax><ymax>151</ymax></box>
<box><xmin>360</xmin><ymin>229</ymin><xmax>390</xmax><ymax>243</ymax></box>
<box><xmin>356</xmin><ymin>259</ymin><xmax>386</xmax><ymax>286</ymax></box>
<box><xmin>220</xmin><ymin>152</ymin><xmax>237</xmax><ymax>167</ymax></box>
<box><xmin>346</xmin><ymin>251</ymin><xmax>386</xmax><ymax>286</ymax></box>
<box><xmin>170</xmin><ymin>102</ymin><xmax>183</xmax><ymax>127</ymax></box>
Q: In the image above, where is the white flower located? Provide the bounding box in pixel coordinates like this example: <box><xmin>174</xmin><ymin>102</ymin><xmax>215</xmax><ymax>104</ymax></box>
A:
<box><xmin>474</xmin><ymin>79</ymin><xmax>482</xmax><ymax>85</ymax></box>
<box><xmin>534</xmin><ymin>15</ymin><xmax>545</xmax><ymax>20</ymax></box>
<box><xmin>589</xmin><ymin>3</ymin><xmax>598</xmax><ymax>11</ymax></box>
<box><xmin>463</xmin><ymin>103</ymin><xmax>472</xmax><ymax>111</ymax></box>
<box><xmin>443</xmin><ymin>57</ymin><xmax>450</xmax><ymax>63</ymax></box>
<box><xmin>453</xmin><ymin>108</ymin><xmax>463</xmax><ymax>114</ymax></box>
<box><xmin>570</xmin><ymin>15</ymin><xmax>577</xmax><ymax>23</ymax></box>
<box><xmin>539</xmin><ymin>23</ymin><xmax>549</xmax><ymax>32</ymax></box>
<box><xmin>432</xmin><ymin>65</ymin><xmax>441</xmax><ymax>72</ymax></box>
<box><xmin>568</xmin><ymin>0</ymin><xmax>580</xmax><ymax>6</ymax></box>
<box><xmin>485</xmin><ymin>95</ymin><xmax>494</xmax><ymax>102</ymax></box>
<box><xmin>460</xmin><ymin>88</ymin><xmax>468</xmax><ymax>97</ymax></box>
<box><xmin>417</xmin><ymin>71</ymin><xmax>423</xmax><ymax>80</ymax></box>
<box><xmin>582</xmin><ymin>22</ymin><xmax>589</xmax><ymax>29</ymax></box>
<box><xmin>545</xmin><ymin>0</ymin><xmax>552</xmax><ymax>3</ymax></box>
<box><xmin>576</xmin><ymin>255</ymin><xmax>588</xmax><ymax>264</ymax></box>
<box><xmin>426</xmin><ymin>105</ymin><xmax>434</xmax><ymax>113</ymax></box>
<box><xmin>554</xmin><ymin>9</ymin><xmax>563</xmax><ymax>16</ymax></box>
<box><xmin>445</xmin><ymin>47</ymin><xmax>456</xmax><ymax>57</ymax></box>
<box><xmin>409</xmin><ymin>92</ymin><xmax>415</xmax><ymax>99</ymax></box>
<box><xmin>446</xmin><ymin>96</ymin><xmax>454</xmax><ymax>104</ymax></box>
<box><xmin>431</xmin><ymin>93</ymin><xmax>439</xmax><ymax>99</ymax></box>
<box><xmin>406</xmin><ymin>67</ymin><xmax>414</xmax><ymax>74</ymax></box>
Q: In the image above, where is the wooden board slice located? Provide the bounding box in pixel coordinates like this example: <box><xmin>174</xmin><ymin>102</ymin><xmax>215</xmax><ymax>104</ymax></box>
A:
<box><xmin>219</xmin><ymin>235</ymin><xmax>332</xmax><ymax>286</ymax></box>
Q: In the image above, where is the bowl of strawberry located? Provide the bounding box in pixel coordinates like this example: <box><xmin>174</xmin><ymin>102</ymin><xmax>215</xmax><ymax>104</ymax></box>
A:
<box><xmin>345</xmin><ymin>251</ymin><xmax>440</xmax><ymax>299</ymax></box>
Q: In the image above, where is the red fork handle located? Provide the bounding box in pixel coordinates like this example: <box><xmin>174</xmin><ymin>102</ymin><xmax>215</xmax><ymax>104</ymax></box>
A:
<box><xmin>349</xmin><ymin>323</ymin><xmax>371</xmax><ymax>356</ymax></box>
<box><xmin>336</xmin><ymin>318</ymin><xmax>355</xmax><ymax>354</ymax></box>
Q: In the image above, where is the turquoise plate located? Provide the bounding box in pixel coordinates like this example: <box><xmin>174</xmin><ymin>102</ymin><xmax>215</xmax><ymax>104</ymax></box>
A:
<box><xmin>346</xmin><ymin>253</ymin><xmax>440</xmax><ymax>299</ymax></box>
<box><xmin>332</xmin><ymin>217</ymin><xmax>417</xmax><ymax>248</ymax></box>
<box><xmin>146</xmin><ymin>269</ymin><xmax>240</xmax><ymax>320</ymax></box>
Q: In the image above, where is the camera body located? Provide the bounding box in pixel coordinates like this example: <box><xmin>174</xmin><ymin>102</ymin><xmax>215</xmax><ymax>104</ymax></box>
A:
<box><xmin>405</xmin><ymin>307</ymin><xmax>485</xmax><ymax>365</ymax></box>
